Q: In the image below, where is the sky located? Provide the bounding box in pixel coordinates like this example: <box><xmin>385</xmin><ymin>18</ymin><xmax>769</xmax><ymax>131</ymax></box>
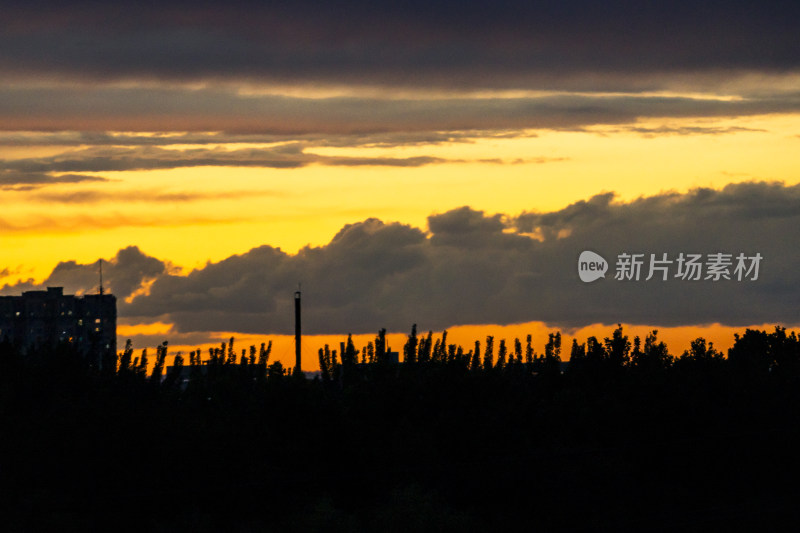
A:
<box><xmin>2</xmin><ymin>0</ymin><xmax>799</xmax><ymax>366</ymax></box>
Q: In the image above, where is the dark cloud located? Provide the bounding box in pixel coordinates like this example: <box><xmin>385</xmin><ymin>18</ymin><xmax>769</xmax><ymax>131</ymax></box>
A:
<box><xmin>0</xmin><ymin>145</ymin><xmax>452</xmax><ymax>177</ymax></box>
<box><xmin>2</xmin><ymin>85</ymin><xmax>799</xmax><ymax>135</ymax></box>
<box><xmin>0</xmin><ymin>246</ymin><xmax>169</xmax><ymax>300</ymax></box>
<box><xmin>113</xmin><ymin>182</ymin><xmax>800</xmax><ymax>334</ymax></box>
<box><xmin>0</xmin><ymin>131</ymin><xmax>291</xmax><ymax>147</ymax></box>
<box><xmin>0</xmin><ymin>170</ymin><xmax>108</xmax><ymax>190</ymax></box>
<box><xmin>0</xmin><ymin>130</ymin><xmax>523</xmax><ymax>148</ymax></box>
<box><xmin>618</xmin><ymin>125</ymin><xmax>768</xmax><ymax>138</ymax></box>
<box><xmin>0</xmin><ymin>213</ymin><xmax>243</xmax><ymax>233</ymax></box>
<box><xmin>0</xmin><ymin>139</ymin><xmax>558</xmax><ymax>188</ymax></box>
<box><xmin>2</xmin><ymin>1</ymin><xmax>798</xmax><ymax>142</ymax></box>
<box><xmin>1</xmin><ymin>1</ymin><xmax>799</xmax><ymax>90</ymax></box>
<box><xmin>25</xmin><ymin>188</ymin><xmax>284</xmax><ymax>205</ymax></box>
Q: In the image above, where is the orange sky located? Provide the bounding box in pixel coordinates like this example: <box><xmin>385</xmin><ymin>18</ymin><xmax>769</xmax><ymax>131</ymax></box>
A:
<box><xmin>117</xmin><ymin>319</ymin><xmax>782</xmax><ymax>373</ymax></box>
<box><xmin>3</xmin><ymin>114</ymin><xmax>799</xmax><ymax>281</ymax></box>
<box><xmin>3</xmin><ymin>3</ymin><xmax>800</xmax><ymax>362</ymax></box>
<box><xmin>3</xmin><ymin>111</ymin><xmax>799</xmax><ymax>365</ymax></box>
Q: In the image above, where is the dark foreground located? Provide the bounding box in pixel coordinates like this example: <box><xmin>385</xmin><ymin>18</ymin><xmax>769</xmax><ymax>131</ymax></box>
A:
<box><xmin>2</xmin><ymin>327</ymin><xmax>800</xmax><ymax>532</ymax></box>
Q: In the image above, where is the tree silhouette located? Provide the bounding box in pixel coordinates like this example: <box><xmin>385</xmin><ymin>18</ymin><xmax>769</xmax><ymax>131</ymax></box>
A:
<box><xmin>496</xmin><ymin>339</ymin><xmax>507</xmax><ymax>370</ymax></box>
<box><xmin>404</xmin><ymin>324</ymin><xmax>418</xmax><ymax>365</ymax></box>
<box><xmin>513</xmin><ymin>338</ymin><xmax>523</xmax><ymax>366</ymax></box>
<box><xmin>4</xmin><ymin>323</ymin><xmax>800</xmax><ymax>531</ymax></box>
<box><xmin>603</xmin><ymin>324</ymin><xmax>630</xmax><ymax>369</ymax></box>
<box><xmin>540</xmin><ymin>332</ymin><xmax>562</xmax><ymax>379</ymax></box>
<box><xmin>151</xmin><ymin>341</ymin><xmax>168</xmax><ymax>383</ymax></box>
<box><xmin>470</xmin><ymin>340</ymin><xmax>481</xmax><ymax>371</ymax></box>
<box><xmin>568</xmin><ymin>338</ymin><xmax>587</xmax><ymax>375</ymax></box>
<box><xmin>525</xmin><ymin>334</ymin><xmax>535</xmax><ymax>366</ymax></box>
<box><xmin>483</xmin><ymin>335</ymin><xmax>494</xmax><ymax>371</ymax></box>
<box><xmin>630</xmin><ymin>330</ymin><xmax>672</xmax><ymax>372</ymax></box>
<box><xmin>728</xmin><ymin>328</ymin><xmax>772</xmax><ymax>377</ymax></box>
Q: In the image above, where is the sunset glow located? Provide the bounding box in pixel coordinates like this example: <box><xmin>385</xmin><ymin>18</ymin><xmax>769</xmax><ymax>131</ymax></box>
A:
<box><xmin>2</xmin><ymin>1</ymin><xmax>799</xmax><ymax>370</ymax></box>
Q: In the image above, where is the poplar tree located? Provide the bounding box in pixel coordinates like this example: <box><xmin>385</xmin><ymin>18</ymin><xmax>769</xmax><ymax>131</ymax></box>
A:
<box><xmin>483</xmin><ymin>336</ymin><xmax>494</xmax><ymax>370</ymax></box>
<box><xmin>470</xmin><ymin>341</ymin><xmax>481</xmax><ymax>371</ymax></box>
<box><xmin>404</xmin><ymin>324</ymin><xmax>419</xmax><ymax>364</ymax></box>
<box><xmin>496</xmin><ymin>339</ymin><xmax>507</xmax><ymax>370</ymax></box>
<box><xmin>525</xmin><ymin>334</ymin><xmax>535</xmax><ymax>366</ymax></box>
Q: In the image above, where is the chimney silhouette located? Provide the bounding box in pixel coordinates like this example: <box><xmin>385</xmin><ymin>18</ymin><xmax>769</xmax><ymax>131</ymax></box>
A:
<box><xmin>294</xmin><ymin>287</ymin><xmax>301</xmax><ymax>374</ymax></box>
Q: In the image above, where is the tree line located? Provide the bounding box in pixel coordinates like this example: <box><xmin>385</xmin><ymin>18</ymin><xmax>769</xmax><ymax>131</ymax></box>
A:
<box><xmin>2</xmin><ymin>324</ymin><xmax>800</xmax><ymax>531</ymax></box>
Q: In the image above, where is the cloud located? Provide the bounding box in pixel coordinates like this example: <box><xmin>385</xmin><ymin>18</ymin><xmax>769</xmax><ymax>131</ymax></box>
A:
<box><xmin>0</xmin><ymin>145</ymin><xmax>454</xmax><ymax>176</ymax></box>
<box><xmin>0</xmin><ymin>141</ymin><xmax>474</xmax><ymax>189</ymax></box>
<box><xmin>0</xmin><ymin>138</ymin><xmax>557</xmax><ymax>188</ymax></box>
<box><xmin>108</xmin><ymin>181</ymin><xmax>800</xmax><ymax>334</ymax></box>
<box><xmin>1</xmin><ymin>1</ymin><xmax>799</xmax><ymax>91</ymax></box>
<box><xmin>615</xmin><ymin>125</ymin><xmax>768</xmax><ymax>138</ymax></box>
<box><xmin>0</xmin><ymin>213</ymin><xmax>245</xmax><ymax>233</ymax></box>
<box><xmin>0</xmin><ymin>246</ymin><xmax>169</xmax><ymax>299</ymax></box>
<box><xmin>0</xmin><ymin>170</ymin><xmax>109</xmax><ymax>190</ymax></box>
<box><xmin>0</xmin><ymin>130</ymin><xmax>525</xmax><ymax>148</ymax></box>
<box><xmin>2</xmin><ymin>85</ymin><xmax>800</xmax><ymax>135</ymax></box>
<box><xmin>24</xmin><ymin>188</ymin><xmax>284</xmax><ymax>205</ymax></box>
<box><xmin>2</xmin><ymin>2</ymin><xmax>799</xmax><ymax>143</ymax></box>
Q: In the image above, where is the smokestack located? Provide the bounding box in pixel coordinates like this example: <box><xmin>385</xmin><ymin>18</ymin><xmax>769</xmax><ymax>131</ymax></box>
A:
<box><xmin>294</xmin><ymin>288</ymin><xmax>301</xmax><ymax>374</ymax></box>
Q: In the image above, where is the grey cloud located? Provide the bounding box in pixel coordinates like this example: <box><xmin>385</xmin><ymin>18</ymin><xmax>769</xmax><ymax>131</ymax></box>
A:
<box><xmin>1</xmin><ymin>1</ymin><xmax>799</xmax><ymax>91</ymax></box>
<box><xmin>25</xmin><ymin>188</ymin><xmax>284</xmax><ymax>205</ymax></box>
<box><xmin>0</xmin><ymin>246</ymin><xmax>169</xmax><ymax>300</ymax></box>
<box><xmin>0</xmin><ymin>145</ymin><xmax>452</xmax><ymax>176</ymax></box>
<box><xmin>0</xmin><ymin>130</ymin><xmax>520</xmax><ymax>148</ymax></box>
<box><xmin>619</xmin><ymin>125</ymin><xmax>768</xmax><ymax>138</ymax></box>
<box><xmin>0</xmin><ymin>170</ymin><xmax>109</xmax><ymax>190</ymax></box>
<box><xmin>0</xmin><ymin>132</ymin><xmax>291</xmax><ymax>147</ymax></box>
<box><xmin>515</xmin><ymin>183</ymin><xmax>800</xmax><ymax>237</ymax></box>
<box><xmin>0</xmin><ymin>213</ymin><xmax>244</xmax><ymax>233</ymax></box>
<box><xmin>1</xmin><ymin>146</ymin><xmax>306</xmax><ymax>173</ymax></box>
<box><xmin>325</xmin><ymin>156</ymin><xmax>448</xmax><ymax>167</ymax></box>
<box><xmin>117</xmin><ymin>181</ymin><xmax>800</xmax><ymax>334</ymax></box>
<box><xmin>312</xmin><ymin>130</ymin><xmax>527</xmax><ymax>148</ymax></box>
<box><xmin>2</xmin><ymin>86</ymin><xmax>800</xmax><ymax>135</ymax></box>
<box><xmin>427</xmin><ymin>206</ymin><xmax>522</xmax><ymax>249</ymax></box>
